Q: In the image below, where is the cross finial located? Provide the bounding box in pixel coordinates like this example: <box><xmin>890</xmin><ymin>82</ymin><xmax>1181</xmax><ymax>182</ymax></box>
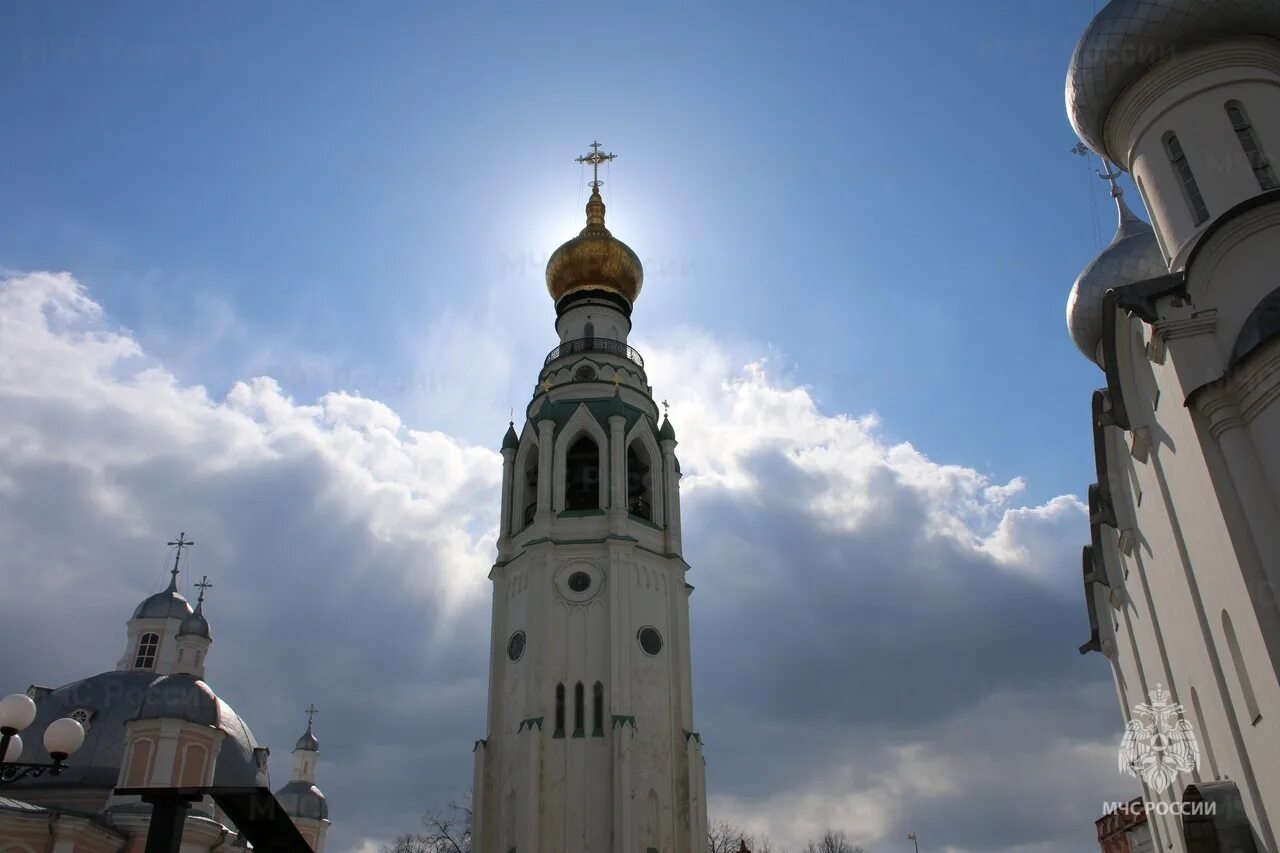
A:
<box><xmin>1097</xmin><ymin>159</ymin><xmax>1124</xmax><ymax>197</ymax></box>
<box><xmin>166</xmin><ymin>532</ymin><xmax>194</xmax><ymax>590</ymax></box>
<box><xmin>305</xmin><ymin>703</ymin><xmax>318</xmax><ymax>728</ymax></box>
<box><xmin>661</xmin><ymin>399</ymin><xmax>670</xmax><ymax>418</ymax></box>
<box><xmin>575</xmin><ymin>140</ymin><xmax>617</xmax><ymax>191</ymax></box>
<box><xmin>194</xmin><ymin>574</ymin><xmax>213</xmax><ymax>606</ymax></box>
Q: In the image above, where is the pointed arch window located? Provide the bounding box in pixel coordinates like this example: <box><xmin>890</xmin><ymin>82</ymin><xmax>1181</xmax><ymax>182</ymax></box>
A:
<box><xmin>134</xmin><ymin>633</ymin><xmax>160</xmax><ymax>669</ymax></box>
<box><xmin>592</xmin><ymin>682</ymin><xmax>604</xmax><ymax>736</ymax></box>
<box><xmin>1222</xmin><ymin>610</ymin><xmax>1262</xmax><ymax>725</ymax></box>
<box><xmin>565</xmin><ymin>435</ymin><xmax>601</xmax><ymax>510</ymax></box>
<box><xmin>1164</xmin><ymin>131</ymin><xmax>1209</xmax><ymax>224</ymax></box>
<box><xmin>627</xmin><ymin>442</ymin><xmax>654</xmax><ymax>520</ymax></box>
<box><xmin>554</xmin><ymin>683</ymin><xmax>565</xmax><ymax>738</ymax></box>
<box><xmin>1226</xmin><ymin>100</ymin><xmax>1278</xmax><ymax>190</ymax></box>
<box><xmin>573</xmin><ymin>682</ymin><xmax>585</xmax><ymax>737</ymax></box>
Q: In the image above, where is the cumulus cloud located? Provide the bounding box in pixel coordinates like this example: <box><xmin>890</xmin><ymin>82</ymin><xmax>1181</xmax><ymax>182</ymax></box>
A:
<box><xmin>0</xmin><ymin>271</ymin><xmax>1129</xmax><ymax>853</ymax></box>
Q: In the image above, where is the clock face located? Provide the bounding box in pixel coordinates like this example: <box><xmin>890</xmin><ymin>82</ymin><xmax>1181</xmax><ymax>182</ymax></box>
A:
<box><xmin>637</xmin><ymin>626</ymin><xmax>663</xmax><ymax>656</ymax></box>
<box><xmin>573</xmin><ymin>364</ymin><xmax>598</xmax><ymax>382</ymax></box>
<box><xmin>507</xmin><ymin>631</ymin><xmax>526</xmax><ymax>662</ymax></box>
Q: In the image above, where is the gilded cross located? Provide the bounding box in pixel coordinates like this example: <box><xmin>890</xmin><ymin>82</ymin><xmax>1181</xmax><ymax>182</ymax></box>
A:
<box><xmin>540</xmin><ymin>378</ymin><xmax>553</xmax><ymax>394</ymax></box>
<box><xmin>612</xmin><ymin>373</ymin><xmax>623</xmax><ymax>389</ymax></box>
<box><xmin>166</xmin><ymin>532</ymin><xmax>194</xmax><ymax>584</ymax></box>
<box><xmin>194</xmin><ymin>574</ymin><xmax>213</xmax><ymax>605</ymax></box>
<box><xmin>575</xmin><ymin>141</ymin><xmax>616</xmax><ymax>191</ymax></box>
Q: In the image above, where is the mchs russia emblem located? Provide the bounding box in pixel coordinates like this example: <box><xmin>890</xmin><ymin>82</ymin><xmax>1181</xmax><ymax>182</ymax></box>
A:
<box><xmin>1119</xmin><ymin>684</ymin><xmax>1201</xmax><ymax>793</ymax></box>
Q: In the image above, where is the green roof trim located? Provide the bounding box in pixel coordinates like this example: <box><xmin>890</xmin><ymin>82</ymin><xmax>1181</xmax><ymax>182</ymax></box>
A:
<box><xmin>658</xmin><ymin>416</ymin><xmax>676</xmax><ymax>441</ymax></box>
<box><xmin>473</xmin><ymin>738</ymin><xmax>488</xmax><ymax>752</ymax></box>
<box><xmin>611</xmin><ymin>714</ymin><xmax>637</xmax><ymax>730</ymax></box>
<box><xmin>517</xmin><ymin>717</ymin><xmax>544</xmax><ymax>733</ymax></box>
<box><xmin>558</xmin><ymin>508</ymin><xmax>607</xmax><ymax>518</ymax></box>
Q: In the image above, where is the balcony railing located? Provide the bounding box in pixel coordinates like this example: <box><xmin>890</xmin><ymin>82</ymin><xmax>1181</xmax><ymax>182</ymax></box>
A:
<box><xmin>544</xmin><ymin>337</ymin><xmax>644</xmax><ymax>369</ymax></box>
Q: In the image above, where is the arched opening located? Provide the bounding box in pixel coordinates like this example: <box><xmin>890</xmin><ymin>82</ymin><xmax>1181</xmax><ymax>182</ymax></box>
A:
<box><xmin>554</xmin><ymin>683</ymin><xmax>565</xmax><ymax>737</ymax></box>
<box><xmin>592</xmin><ymin>681</ymin><xmax>604</xmax><ymax>736</ymax></box>
<box><xmin>565</xmin><ymin>435</ymin><xmax>601</xmax><ymax>510</ymax></box>
<box><xmin>627</xmin><ymin>442</ymin><xmax>654</xmax><ymax>520</ymax></box>
<box><xmin>521</xmin><ymin>451</ymin><xmax>539</xmax><ymax>528</ymax></box>
<box><xmin>573</xmin><ymin>682</ymin><xmax>585</xmax><ymax>736</ymax></box>
<box><xmin>134</xmin><ymin>633</ymin><xmax>160</xmax><ymax>669</ymax></box>
<box><xmin>1164</xmin><ymin>131</ymin><xmax>1209</xmax><ymax>224</ymax></box>
<box><xmin>1222</xmin><ymin>610</ymin><xmax>1262</xmax><ymax>725</ymax></box>
<box><xmin>1225</xmin><ymin>100</ymin><xmax>1277</xmax><ymax>190</ymax></box>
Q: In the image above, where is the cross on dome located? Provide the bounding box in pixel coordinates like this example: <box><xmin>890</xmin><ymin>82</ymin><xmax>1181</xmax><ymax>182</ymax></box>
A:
<box><xmin>165</xmin><ymin>532</ymin><xmax>194</xmax><ymax>590</ymax></box>
<box><xmin>194</xmin><ymin>574</ymin><xmax>213</xmax><ymax>605</ymax></box>
<box><xmin>575</xmin><ymin>140</ymin><xmax>616</xmax><ymax>191</ymax></box>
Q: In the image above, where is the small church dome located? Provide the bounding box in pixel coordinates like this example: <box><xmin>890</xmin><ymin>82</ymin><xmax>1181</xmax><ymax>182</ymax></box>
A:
<box><xmin>131</xmin><ymin>588</ymin><xmax>193</xmax><ymax>620</ymax></box>
<box><xmin>275</xmin><ymin>780</ymin><xmax>329</xmax><ymax>820</ymax></box>
<box><xmin>295</xmin><ymin>726</ymin><xmax>319</xmax><ymax>752</ymax></box>
<box><xmin>178</xmin><ymin>609</ymin><xmax>211</xmax><ymax>639</ymax></box>
<box><xmin>546</xmin><ymin>190</ymin><xmax>643</xmax><ymax>307</ymax></box>
<box><xmin>1066</xmin><ymin>188</ymin><xmax>1166</xmax><ymax>366</ymax></box>
<box><xmin>1066</xmin><ymin>0</ymin><xmax>1280</xmax><ymax>159</ymax></box>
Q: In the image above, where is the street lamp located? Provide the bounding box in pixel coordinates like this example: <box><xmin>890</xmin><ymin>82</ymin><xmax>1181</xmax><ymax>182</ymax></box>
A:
<box><xmin>0</xmin><ymin>693</ymin><xmax>86</xmax><ymax>783</ymax></box>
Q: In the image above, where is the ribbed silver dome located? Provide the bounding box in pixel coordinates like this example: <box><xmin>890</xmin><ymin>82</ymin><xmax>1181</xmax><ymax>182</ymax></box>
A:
<box><xmin>178</xmin><ymin>600</ymin><xmax>211</xmax><ymax>639</ymax></box>
<box><xmin>295</xmin><ymin>723</ymin><xmax>319</xmax><ymax>752</ymax></box>
<box><xmin>1066</xmin><ymin>0</ymin><xmax>1280</xmax><ymax>159</ymax></box>
<box><xmin>1067</xmin><ymin>190</ymin><xmax>1167</xmax><ymax>365</ymax></box>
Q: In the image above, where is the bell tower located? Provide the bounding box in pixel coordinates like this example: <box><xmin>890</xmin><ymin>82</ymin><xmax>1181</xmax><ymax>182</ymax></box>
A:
<box><xmin>471</xmin><ymin>144</ymin><xmax>707</xmax><ymax>853</ymax></box>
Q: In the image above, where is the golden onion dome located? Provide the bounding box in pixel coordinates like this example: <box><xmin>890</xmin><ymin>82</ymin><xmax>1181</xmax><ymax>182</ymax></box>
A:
<box><xmin>545</xmin><ymin>190</ymin><xmax>643</xmax><ymax>305</ymax></box>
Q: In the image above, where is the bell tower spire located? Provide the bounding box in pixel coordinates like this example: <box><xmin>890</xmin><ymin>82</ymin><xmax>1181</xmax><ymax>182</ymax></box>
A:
<box><xmin>472</xmin><ymin>146</ymin><xmax>708</xmax><ymax>853</ymax></box>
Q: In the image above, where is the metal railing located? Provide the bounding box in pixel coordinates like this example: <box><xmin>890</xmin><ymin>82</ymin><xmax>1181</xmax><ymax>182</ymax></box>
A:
<box><xmin>544</xmin><ymin>337</ymin><xmax>644</xmax><ymax>368</ymax></box>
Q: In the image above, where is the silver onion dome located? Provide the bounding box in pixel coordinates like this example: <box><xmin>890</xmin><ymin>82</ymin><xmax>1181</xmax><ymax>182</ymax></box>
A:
<box><xmin>1066</xmin><ymin>0</ymin><xmax>1280</xmax><ymax>160</ymax></box>
<box><xmin>1067</xmin><ymin>186</ymin><xmax>1167</xmax><ymax>366</ymax></box>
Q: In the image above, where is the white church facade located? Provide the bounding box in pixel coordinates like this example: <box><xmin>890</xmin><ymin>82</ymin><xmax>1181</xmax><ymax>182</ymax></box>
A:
<box><xmin>0</xmin><ymin>545</ymin><xmax>331</xmax><ymax>852</ymax></box>
<box><xmin>1064</xmin><ymin>2</ymin><xmax>1280</xmax><ymax>851</ymax></box>
<box><xmin>469</xmin><ymin>148</ymin><xmax>709</xmax><ymax>853</ymax></box>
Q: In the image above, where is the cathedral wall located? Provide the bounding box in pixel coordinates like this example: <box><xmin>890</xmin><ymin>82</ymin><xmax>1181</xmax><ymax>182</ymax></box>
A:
<box><xmin>1102</xmin><ymin>307</ymin><xmax>1280</xmax><ymax>848</ymax></box>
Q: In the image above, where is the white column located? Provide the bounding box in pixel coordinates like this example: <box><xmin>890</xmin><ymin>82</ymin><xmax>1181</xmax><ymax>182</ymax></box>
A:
<box><xmin>661</xmin><ymin>439</ymin><xmax>682</xmax><ymax>555</ymax></box>
<box><xmin>609</xmin><ymin>415</ymin><xmax>627</xmax><ymax>531</ymax></box>
<box><xmin>499</xmin><ymin>445</ymin><xmax>516</xmax><ymax>557</ymax></box>
<box><xmin>471</xmin><ymin>740</ymin><xmax>488</xmax><ymax>853</ymax></box>
<box><xmin>536</xmin><ymin>419</ymin><xmax>555</xmax><ymax>526</ymax></box>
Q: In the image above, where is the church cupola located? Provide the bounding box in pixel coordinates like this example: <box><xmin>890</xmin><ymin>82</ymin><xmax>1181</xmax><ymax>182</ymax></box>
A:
<box><xmin>1066</xmin><ymin>162</ymin><xmax>1167</xmax><ymax>366</ymax></box>
<box><xmin>276</xmin><ymin>706</ymin><xmax>331</xmax><ymax>852</ymax></box>
<box><xmin>1066</xmin><ymin>0</ymin><xmax>1280</xmax><ymax>266</ymax></box>
<box><xmin>118</xmin><ymin>533</ymin><xmax>197</xmax><ymax>675</ymax></box>
<box><xmin>175</xmin><ymin>575</ymin><xmax>213</xmax><ymax>678</ymax></box>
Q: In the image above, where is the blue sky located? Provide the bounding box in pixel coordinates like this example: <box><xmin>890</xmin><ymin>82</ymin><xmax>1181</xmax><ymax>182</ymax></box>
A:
<box><xmin>0</xmin><ymin>3</ymin><xmax>1138</xmax><ymax>852</ymax></box>
<box><xmin>2</xmin><ymin>0</ymin><xmax>1117</xmax><ymax>499</ymax></box>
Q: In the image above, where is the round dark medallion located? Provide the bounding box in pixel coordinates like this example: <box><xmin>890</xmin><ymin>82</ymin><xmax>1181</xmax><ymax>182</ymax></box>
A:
<box><xmin>567</xmin><ymin>571</ymin><xmax>592</xmax><ymax>593</ymax></box>
<box><xmin>507</xmin><ymin>631</ymin><xmax>526</xmax><ymax>661</ymax></box>
<box><xmin>573</xmin><ymin>364</ymin><xmax>598</xmax><ymax>382</ymax></box>
<box><xmin>638</xmin><ymin>626</ymin><xmax>663</xmax><ymax>656</ymax></box>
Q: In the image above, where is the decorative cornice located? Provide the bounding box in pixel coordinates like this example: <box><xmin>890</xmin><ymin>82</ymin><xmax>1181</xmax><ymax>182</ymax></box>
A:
<box><xmin>1192</xmin><ymin>338</ymin><xmax>1280</xmax><ymax>438</ymax></box>
<box><xmin>1153</xmin><ymin>309</ymin><xmax>1217</xmax><ymax>342</ymax></box>
<box><xmin>1118</xmin><ymin>528</ymin><xmax>1136</xmax><ymax>557</ymax></box>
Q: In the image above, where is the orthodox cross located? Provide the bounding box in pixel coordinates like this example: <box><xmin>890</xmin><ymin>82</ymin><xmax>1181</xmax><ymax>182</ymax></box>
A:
<box><xmin>661</xmin><ymin>399</ymin><xmax>670</xmax><ymax>418</ymax></box>
<box><xmin>166</xmin><ymin>532</ymin><xmax>194</xmax><ymax>585</ymax></box>
<box><xmin>575</xmin><ymin>141</ymin><xmax>616</xmax><ymax>191</ymax></box>
<box><xmin>1097</xmin><ymin>159</ymin><xmax>1123</xmax><ymax>195</ymax></box>
<box><xmin>194</xmin><ymin>575</ymin><xmax>213</xmax><ymax>605</ymax></box>
<box><xmin>306</xmin><ymin>704</ymin><xmax>319</xmax><ymax>728</ymax></box>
